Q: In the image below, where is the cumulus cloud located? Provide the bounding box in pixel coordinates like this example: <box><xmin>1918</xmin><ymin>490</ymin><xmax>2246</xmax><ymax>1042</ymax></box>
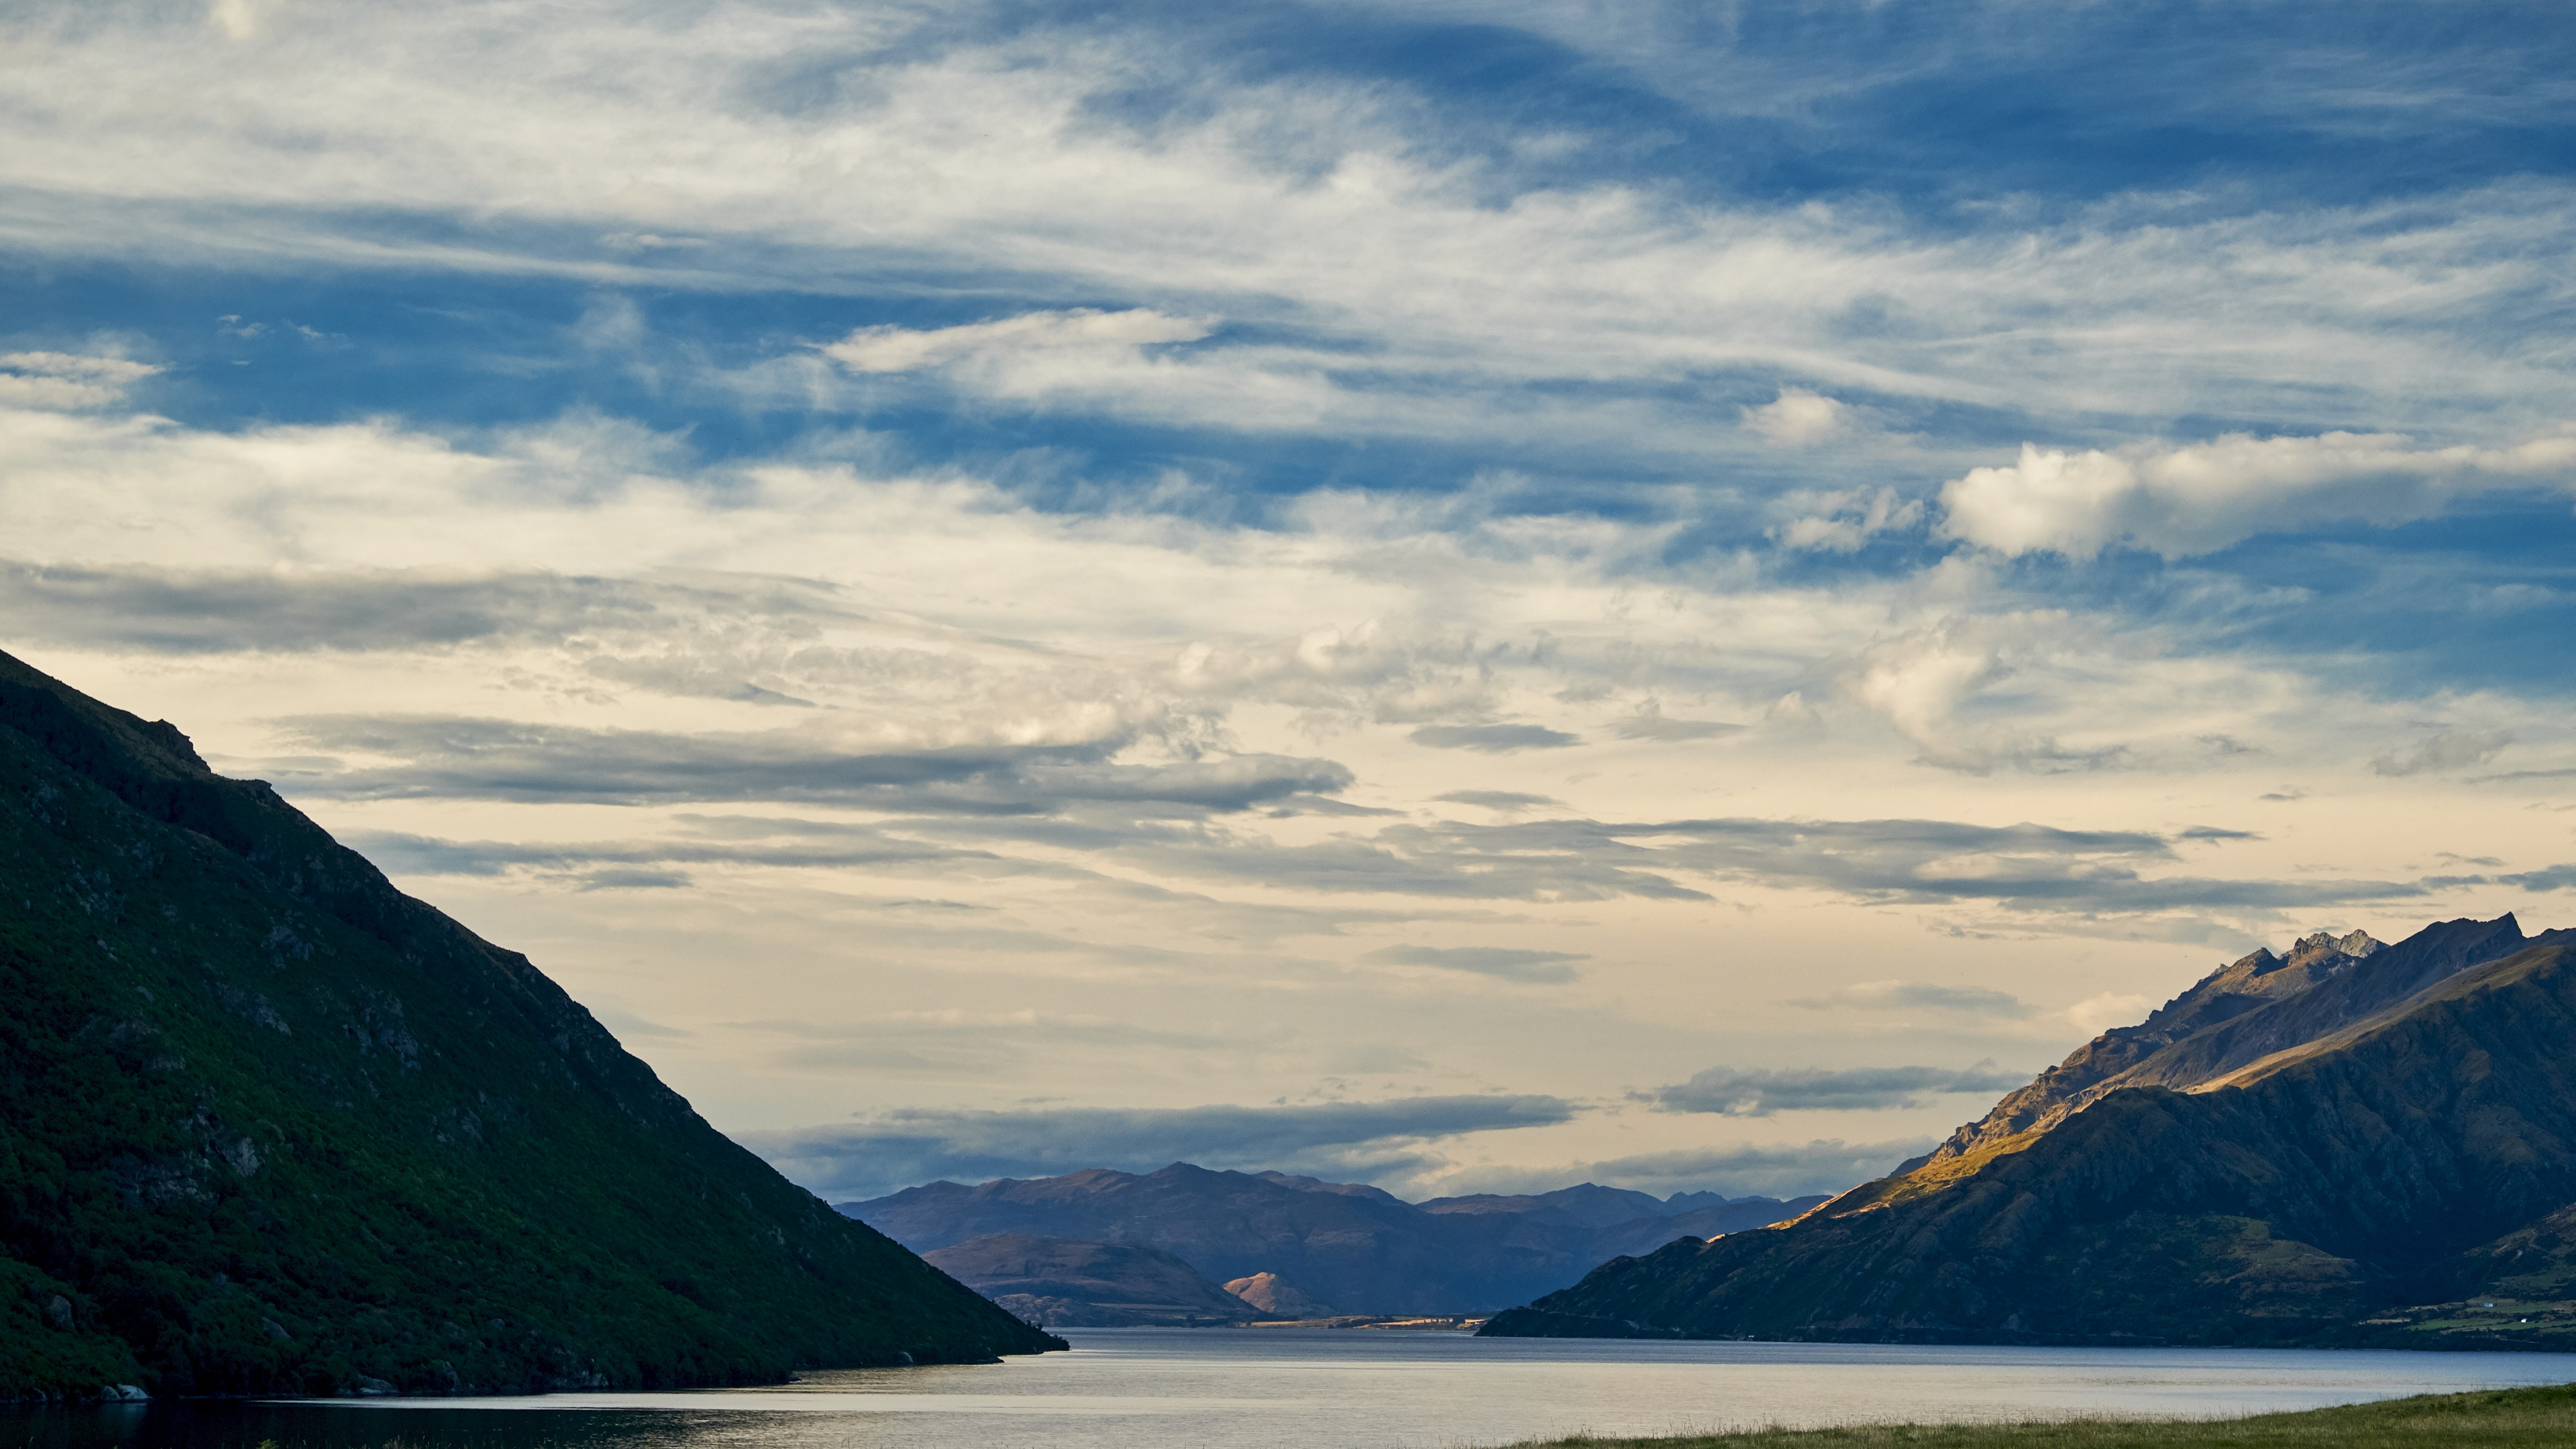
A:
<box><xmin>1845</xmin><ymin>614</ymin><xmax>2135</xmax><ymax>773</ymax></box>
<box><xmin>1643</xmin><ymin>1063</ymin><xmax>2031</xmax><ymax>1116</ymax></box>
<box><xmin>1941</xmin><ymin>430</ymin><xmax>2576</xmax><ymax>559</ymax></box>
<box><xmin>1364</xmin><ymin>945</ymin><xmax>1587</xmax><ymax>983</ymax></box>
<box><xmin>1743</xmin><ymin>388</ymin><xmax>1850</xmax><ymax>447</ymax></box>
<box><xmin>735</xmin><ymin>1095</ymin><xmax>1582</xmax><ymax>1201</ymax></box>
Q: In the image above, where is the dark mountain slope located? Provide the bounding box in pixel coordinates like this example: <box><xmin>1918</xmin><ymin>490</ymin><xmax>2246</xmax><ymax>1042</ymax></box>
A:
<box><xmin>1586</xmin><ymin>1196</ymin><xmax>1833</xmax><ymax>1262</ymax></box>
<box><xmin>1487</xmin><ymin>931</ymin><xmax>2576</xmax><ymax>1346</ymax></box>
<box><xmin>0</xmin><ymin>651</ymin><xmax>1059</xmax><ymax>1398</ymax></box>
<box><xmin>921</xmin><ymin>1234</ymin><xmax>1263</xmax><ymax>1327</ymax></box>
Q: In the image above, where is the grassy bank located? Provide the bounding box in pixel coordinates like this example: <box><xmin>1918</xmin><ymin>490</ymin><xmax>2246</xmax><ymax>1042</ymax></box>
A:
<box><xmin>1507</xmin><ymin>1383</ymin><xmax>2576</xmax><ymax>1448</ymax></box>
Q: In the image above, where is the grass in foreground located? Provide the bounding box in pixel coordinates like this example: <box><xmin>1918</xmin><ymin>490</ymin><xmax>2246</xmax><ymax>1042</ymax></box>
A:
<box><xmin>1509</xmin><ymin>1382</ymin><xmax>2576</xmax><ymax>1448</ymax></box>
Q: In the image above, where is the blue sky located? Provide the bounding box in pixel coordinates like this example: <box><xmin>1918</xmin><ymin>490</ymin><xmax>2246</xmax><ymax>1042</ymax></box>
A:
<box><xmin>3</xmin><ymin>0</ymin><xmax>2573</xmax><ymax>1201</ymax></box>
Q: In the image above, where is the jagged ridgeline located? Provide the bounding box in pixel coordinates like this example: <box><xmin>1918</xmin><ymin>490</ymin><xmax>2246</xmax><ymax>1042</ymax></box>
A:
<box><xmin>1487</xmin><ymin>914</ymin><xmax>2576</xmax><ymax>1348</ymax></box>
<box><xmin>0</xmin><ymin>651</ymin><xmax>1062</xmax><ymax>1399</ymax></box>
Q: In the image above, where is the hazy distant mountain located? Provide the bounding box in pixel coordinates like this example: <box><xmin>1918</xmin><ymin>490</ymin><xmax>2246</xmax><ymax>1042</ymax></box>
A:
<box><xmin>1489</xmin><ymin>916</ymin><xmax>2576</xmax><ymax>1348</ymax></box>
<box><xmin>843</xmin><ymin>1163</ymin><xmax>1819</xmax><ymax>1313</ymax></box>
<box><xmin>1417</xmin><ymin>1183</ymin><xmax>1678</xmax><ymax>1228</ymax></box>
<box><xmin>0</xmin><ymin>651</ymin><xmax>1058</xmax><ymax>1399</ymax></box>
<box><xmin>922</xmin><ymin>1235</ymin><xmax>1260</xmax><ymax>1327</ymax></box>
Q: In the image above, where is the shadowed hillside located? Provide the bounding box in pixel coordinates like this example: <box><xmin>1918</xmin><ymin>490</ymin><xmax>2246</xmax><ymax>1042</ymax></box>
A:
<box><xmin>1487</xmin><ymin>918</ymin><xmax>2576</xmax><ymax>1346</ymax></box>
<box><xmin>0</xmin><ymin>651</ymin><xmax>1061</xmax><ymax>1399</ymax></box>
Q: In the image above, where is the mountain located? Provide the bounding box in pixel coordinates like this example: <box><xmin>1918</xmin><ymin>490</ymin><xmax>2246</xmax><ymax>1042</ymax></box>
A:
<box><xmin>1417</xmin><ymin>1183</ymin><xmax>1678</xmax><ymax>1228</ymax></box>
<box><xmin>1585</xmin><ymin>1197</ymin><xmax>1835</xmax><ymax>1261</ymax></box>
<box><xmin>0</xmin><ymin>651</ymin><xmax>1059</xmax><ymax>1399</ymax></box>
<box><xmin>1485</xmin><ymin>916</ymin><xmax>2576</xmax><ymax>1347</ymax></box>
<box><xmin>920</xmin><ymin>1236</ymin><xmax>1260</xmax><ymax>1327</ymax></box>
<box><xmin>1223</xmin><ymin>1271</ymin><xmax>1337</xmax><ymax>1318</ymax></box>
<box><xmin>841</xmin><ymin>1163</ymin><xmax>1819</xmax><ymax>1313</ymax></box>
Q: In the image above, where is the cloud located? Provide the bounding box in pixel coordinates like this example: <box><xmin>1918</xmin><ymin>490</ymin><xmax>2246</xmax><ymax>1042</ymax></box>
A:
<box><xmin>736</xmin><ymin>1094</ymin><xmax>1583</xmax><ymax>1201</ymax></box>
<box><xmin>0</xmin><ymin>352</ymin><xmax>160</xmax><ymax>410</ymax></box>
<box><xmin>1742</xmin><ymin>388</ymin><xmax>1851</xmax><ymax>447</ymax></box>
<box><xmin>1507</xmin><ymin>1139</ymin><xmax>1938</xmax><ymax>1201</ymax></box>
<box><xmin>12</xmin><ymin>0</ymin><xmax>2568</xmax><ymax>464</ymax></box>
<box><xmin>1607</xmin><ymin>701</ymin><xmax>1743</xmax><ymax>741</ymax></box>
<box><xmin>1409</xmin><ymin>723</ymin><xmax>1582</xmax><ymax>752</ymax></box>
<box><xmin>737</xmin><ymin>1012</ymin><xmax>1231</xmax><ymax>1076</ymax></box>
<box><xmin>345</xmin><ymin>826</ymin><xmax>969</xmax><ymax>881</ymax></box>
<box><xmin>1940</xmin><ymin>430</ymin><xmax>2576</xmax><ymax>559</ymax></box>
<box><xmin>0</xmin><ymin>559</ymin><xmax>843</xmax><ymax>657</ymax></box>
<box><xmin>1364</xmin><ymin>945</ymin><xmax>1587</xmax><ymax>984</ymax></box>
<box><xmin>1788</xmin><ymin>981</ymin><xmax>2033</xmax><ymax>1016</ymax></box>
<box><xmin>1435</xmin><ymin>790</ymin><xmax>1565</xmax><ymax>812</ymax></box>
<box><xmin>277</xmin><ymin>714</ymin><xmax>1352</xmax><ymax>812</ymax></box>
<box><xmin>356</xmin><ymin>800</ymin><xmax>2440</xmax><ymax>928</ymax></box>
<box><xmin>2063</xmin><ymin>991</ymin><xmax>2157</xmax><ymax>1036</ymax></box>
<box><xmin>2370</xmin><ymin>730</ymin><xmax>2512</xmax><ymax>777</ymax></box>
<box><xmin>1845</xmin><ymin>614</ymin><xmax>2138</xmax><ymax>774</ymax></box>
<box><xmin>821</xmin><ymin>307</ymin><xmax>1214</xmax><ymax>375</ymax></box>
<box><xmin>1774</xmin><ymin>486</ymin><xmax>1927</xmax><ymax>553</ymax></box>
<box><xmin>1642</xmin><ymin>1063</ymin><xmax>2031</xmax><ymax>1116</ymax></box>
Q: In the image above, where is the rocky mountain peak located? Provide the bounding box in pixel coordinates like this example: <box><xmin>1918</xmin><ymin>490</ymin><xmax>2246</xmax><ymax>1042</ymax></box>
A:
<box><xmin>2285</xmin><ymin>928</ymin><xmax>2383</xmax><ymax>969</ymax></box>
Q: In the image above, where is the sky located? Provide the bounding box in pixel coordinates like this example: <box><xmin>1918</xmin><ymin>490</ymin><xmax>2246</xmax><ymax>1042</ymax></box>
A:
<box><xmin>5</xmin><ymin>0</ymin><xmax>2574</xmax><ymax>1205</ymax></box>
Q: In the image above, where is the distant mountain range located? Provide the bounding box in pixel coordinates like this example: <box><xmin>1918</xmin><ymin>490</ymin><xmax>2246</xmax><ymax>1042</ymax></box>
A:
<box><xmin>1487</xmin><ymin>914</ymin><xmax>2576</xmax><ymax>1348</ymax></box>
<box><xmin>842</xmin><ymin>1165</ymin><xmax>1824</xmax><ymax>1314</ymax></box>
<box><xmin>0</xmin><ymin>651</ymin><xmax>1058</xmax><ymax>1399</ymax></box>
<box><xmin>920</xmin><ymin>1236</ymin><xmax>1260</xmax><ymax>1327</ymax></box>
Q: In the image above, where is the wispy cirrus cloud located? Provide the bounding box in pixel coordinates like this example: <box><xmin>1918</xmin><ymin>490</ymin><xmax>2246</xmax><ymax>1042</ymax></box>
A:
<box><xmin>280</xmin><ymin>714</ymin><xmax>1352</xmax><ymax>812</ymax></box>
<box><xmin>1788</xmin><ymin>981</ymin><xmax>2035</xmax><ymax>1017</ymax></box>
<box><xmin>1364</xmin><ymin>944</ymin><xmax>1587</xmax><ymax>984</ymax></box>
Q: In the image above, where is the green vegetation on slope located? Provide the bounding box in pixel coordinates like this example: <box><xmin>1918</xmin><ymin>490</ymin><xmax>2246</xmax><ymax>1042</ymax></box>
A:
<box><xmin>1508</xmin><ymin>1382</ymin><xmax>2576</xmax><ymax>1449</ymax></box>
<box><xmin>0</xmin><ymin>651</ymin><xmax>1062</xmax><ymax>1399</ymax></box>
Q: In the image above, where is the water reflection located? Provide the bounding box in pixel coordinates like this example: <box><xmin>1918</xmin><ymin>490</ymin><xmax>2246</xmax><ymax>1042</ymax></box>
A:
<box><xmin>9</xmin><ymin>1328</ymin><xmax>2572</xmax><ymax>1449</ymax></box>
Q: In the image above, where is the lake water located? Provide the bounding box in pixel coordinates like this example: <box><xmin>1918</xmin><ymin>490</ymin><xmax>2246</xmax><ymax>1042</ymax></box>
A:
<box><xmin>11</xmin><ymin>1328</ymin><xmax>2574</xmax><ymax>1449</ymax></box>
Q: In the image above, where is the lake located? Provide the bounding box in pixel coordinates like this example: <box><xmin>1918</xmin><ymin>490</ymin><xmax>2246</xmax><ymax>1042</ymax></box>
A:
<box><xmin>10</xmin><ymin>1328</ymin><xmax>2573</xmax><ymax>1449</ymax></box>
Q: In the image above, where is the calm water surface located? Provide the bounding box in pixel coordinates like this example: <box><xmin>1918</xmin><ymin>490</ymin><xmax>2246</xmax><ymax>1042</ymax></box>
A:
<box><xmin>11</xmin><ymin>1328</ymin><xmax>2575</xmax><ymax>1449</ymax></box>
